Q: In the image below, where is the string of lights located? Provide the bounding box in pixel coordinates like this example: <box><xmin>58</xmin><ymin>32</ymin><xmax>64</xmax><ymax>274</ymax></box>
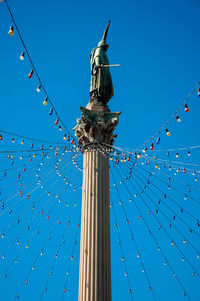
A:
<box><xmin>0</xmin><ymin>149</ymin><xmax>64</xmax><ymax>186</ymax></box>
<box><xmin>110</xmin><ymin>167</ymin><xmax>157</xmax><ymax>300</ymax></box>
<box><xmin>61</xmin><ymin>214</ymin><xmax>81</xmax><ymax>300</ymax></box>
<box><xmin>0</xmin><ymin>154</ymin><xmax>79</xmax><ymax>239</ymax></box>
<box><xmin>106</xmin><ymin>144</ymin><xmax>200</xmax><ymax>155</ymax></box>
<box><xmin>121</xmin><ymin>162</ymin><xmax>200</xmax><ymax>255</ymax></box>
<box><xmin>0</xmin><ymin>128</ymin><xmax>67</xmax><ymax>146</ymax></box>
<box><xmin>0</xmin><ymin>155</ymin><xmax>45</xmax><ymax>187</ymax></box>
<box><xmin>121</xmin><ymin>162</ymin><xmax>200</xmax><ymax>240</ymax></box>
<box><xmin>102</xmin><ymin>140</ymin><xmax>200</xmax><ymax>156</ymax></box>
<box><xmin>2</xmin><ymin>147</ymin><xmax>77</xmax><ymax>192</ymax></box>
<box><xmin>0</xmin><ymin>145</ymin><xmax>63</xmax><ymax>178</ymax></box>
<box><xmin>11</xmin><ymin>193</ymin><xmax>78</xmax><ymax>301</ymax></box>
<box><xmin>97</xmin><ymin>144</ymin><xmax>199</xmax><ymax>179</ymax></box>
<box><xmin>111</xmin><ymin>81</ymin><xmax>200</xmax><ymax>153</ymax></box>
<box><xmin>111</xmin><ymin>163</ymin><xmax>193</xmax><ymax>300</ymax></box>
<box><xmin>0</xmin><ymin>154</ymin><xmax>66</xmax><ymax>206</ymax></box>
<box><xmin>4</xmin><ymin>0</ymin><xmax>76</xmax><ymax>142</ymax></box>
<box><xmin>0</xmin><ymin>175</ymin><xmax>64</xmax><ymax>239</ymax></box>
<box><xmin>110</xmin><ymin>191</ymin><xmax>134</xmax><ymax>300</ymax></box>
<box><xmin>139</xmin><ymin>156</ymin><xmax>199</xmax><ymax>176</ymax></box>
<box><xmin>119</xmin><ymin>163</ymin><xmax>200</xmax><ymax>255</ymax></box>
<box><xmin>129</xmin><ymin>173</ymin><xmax>200</xmax><ymax>279</ymax></box>
<box><xmin>135</xmin><ymin>163</ymin><xmax>200</xmax><ymax>217</ymax></box>
<box><xmin>1</xmin><ymin>180</ymin><xmax>70</xmax><ymax>269</ymax></box>
<box><xmin>146</xmin><ymin>155</ymin><xmax>200</xmax><ymax>168</ymax></box>
<box><xmin>145</xmin><ymin>163</ymin><xmax>200</xmax><ymax>193</ymax></box>
<box><xmin>0</xmin><ymin>157</ymin><xmax>71</xmax><ymax>216</ymax></box>
<box><xmin>1</xmin><ymin>171</ymin><xmax>81</xmax><ymax>286</ymax></box>
<box><xmin>136</xmin><ymin>161</ymin><xmax>200</xmax><ymax>203</ymax></box>
<box><xmin>0</xmin><ymin>177</ymin><xmax>69</xmax><ymax>258</ymax></box>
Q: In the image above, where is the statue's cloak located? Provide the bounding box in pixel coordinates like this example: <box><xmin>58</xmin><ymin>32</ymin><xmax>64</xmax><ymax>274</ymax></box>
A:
<box><xmin>90</xmin><ymin>46</ymin><xmax>114</xmax><ymax>104</ymax></box>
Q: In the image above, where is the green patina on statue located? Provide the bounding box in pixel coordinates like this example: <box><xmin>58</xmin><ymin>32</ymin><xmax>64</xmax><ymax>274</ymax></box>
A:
<box><xmin>89</xmin><ymin>20</ymin><xmax>114</xmax><ymax>106</ymax></box>
<box><xmin>74</xmin><ymin>21</ymin><xmax>121</xmax><ymax>146</ymax></box>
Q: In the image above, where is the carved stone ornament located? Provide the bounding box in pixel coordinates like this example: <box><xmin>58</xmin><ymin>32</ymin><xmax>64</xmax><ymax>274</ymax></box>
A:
<box><xmin>73</xmin><ymin>107</ymin><xmax>121</xmax><ymax>146</ymax></box>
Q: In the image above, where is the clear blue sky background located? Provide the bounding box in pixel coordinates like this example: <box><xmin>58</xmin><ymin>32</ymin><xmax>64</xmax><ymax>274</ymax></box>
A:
<box><xmin>0</xmin><ymin>0</ymin><xmax>200</xmax><ymax>300</ymax></box>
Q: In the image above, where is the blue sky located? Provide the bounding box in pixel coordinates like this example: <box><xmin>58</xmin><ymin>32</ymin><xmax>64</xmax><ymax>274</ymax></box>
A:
<box><xmin>0</xmin><ymin>0</ymin><xmax>200</xmax><ymax>300</ymax></box>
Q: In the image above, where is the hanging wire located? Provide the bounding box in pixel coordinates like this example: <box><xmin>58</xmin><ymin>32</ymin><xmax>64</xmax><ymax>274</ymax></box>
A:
<box><xmin>146</xmin><ymin>155</ymin><xmax>200</xmax><ymax>168</ymax></box>
<box><xmin>0</xmin><ymin>155</ymin><xmax>71</xmax><ymax>217</ymax></box>
<box><xmin>110</xmin><ymin>190</ymin><xmax>134</xmax><ymax>300</ymax></box>
<box><xmin>134</xmin><ymin>163</ymin><xmax>200</xmax><ymax>221</ymax></box>
<box><xmin>119</xmin><ymin>162</ymin><xmax>200</xmax><ymax>253</ymax></box>
<box><xmin>110</xmin><ymin>166</ymin><xmax>157</xmax><ymax>300</ymax></box>
<box><xmin>61</xmin><ymin>213</ymin><xmax>81</xmax><ymax>300</ymax></box>
<box><xmin>121</xmin><ymin>161</ymin><xmax>200</xmax><ymax>240</ymax></box>
<box><xmin>125</xmin><ymin>171</ymin><xmax>200</xmax><ymax>279</ymax></box>
<box><xmin>124</xmin><ymin>167</ymin><xmax>200</xmax><ymax>257</ymax></box>
<box><xmin>0</xmin><ymin>129</ymin><xmax>67</xmax><ymax>146</ymax></box>
<box><xmin>11</xmin><ymin>188</ymin><xmax>78</xmax><ymax>301</ymax></box>
<box><xmin>136</xmin><ymin>160</ymin><xmax>200</xmax><ymax>204</ymax></box>
<box><xmin>139</xmin><ymin>156</ymin><xmax>198</xmax><ymax>176</ymax></box>
<box><xmin>0</xmin><ymin>176</ymin><xmax>69</xmax><ymax>258</ymax></box>
<box><xmin>109</xmin><ymin>159</ymin><xmax>193</xmax><ymax>300</ymax></box>
<box><xmin>1</xmin><ymin>169</ymin><xmax>81</xmax><ymax>282</ymax></box>
<box><xmin>0</xmin><ymin>151</ymin><xmax>81</xmax><ymax>222</ymax></box>
<box><xmin>146</xmin><ymin>162</ymin><xmax>200</xmax><ymax>193</ymax></box>
<box><xmin>0</xmin><ymin>154</ymin><xmax>77</xmax><ymax>238</ymax></box>
<box><xmin>4</xmin><ymin>0</ymin><xmax>76</xmax><ymax>140</ymax></box>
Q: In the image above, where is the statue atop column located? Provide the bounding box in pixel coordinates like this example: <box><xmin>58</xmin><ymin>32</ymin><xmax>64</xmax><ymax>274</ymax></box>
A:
<box><xmin>74</xmin><ymin>21</ymin><xmax>120</xmax><ymax>147</ymax></box>
<box><xmin>89</xmin><ymin>20</ymin><xmax>114</xmax><ymax>106</ymax></box>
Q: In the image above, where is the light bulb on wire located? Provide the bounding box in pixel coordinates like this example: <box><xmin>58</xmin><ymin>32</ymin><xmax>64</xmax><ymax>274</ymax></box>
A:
<box><xmin>165</xmin><ymin>128</ymin><xmax>171</xmax><ymax>136</ymax></box>
<box><xmin>43</xmin><ymin>98</ymin><xmax>48</xmax><ymax>106</ymax></box>
<box><xmin>156</xmin><ymin>137</ymin><xmax>160</xmax><ymax>144</ymax></box>
<box><xmin>8</xmin><ymin>25</ymin><xmax>14</xmax><ymax>36</ymax></box>
<box><xmin>36</xmin><ymin>84</ymin><xmax>41</xmax><ymax>92</ymax></box>
<box><xmin>197</xmin><ymin>88</ymin><xmax>200</xmax><ymax>97</ymax></box>
<box><xmin>184</xmin><ymin>104</ymin><xmax>189</xmax><ymax>112</ymax></box>
<box><xmin>28</xmin><ymin>70</ymin><xmax>33</xmax><ymax>79</ymax></box>
<box><xmin>176</xmin><ymin>115</ymin><xmax>181</xmax><ymax>122</ymax></box>
<box><xmin>20</xmin><ymin>52</ymin><xmax>25</xmax><ymax>61</ymax></box>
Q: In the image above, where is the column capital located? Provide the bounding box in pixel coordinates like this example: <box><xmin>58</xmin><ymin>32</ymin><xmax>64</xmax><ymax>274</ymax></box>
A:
<box><xmin>73</xmin><ymin>106</ymin><xmax>121</xmax><ymax>146</ymax></box>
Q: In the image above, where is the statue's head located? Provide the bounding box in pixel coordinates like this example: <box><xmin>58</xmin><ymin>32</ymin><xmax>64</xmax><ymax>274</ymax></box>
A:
<box><xmin>97</xmin><ymin>41</ymin><xmax>109</xmax><ymax>52</ymax></box>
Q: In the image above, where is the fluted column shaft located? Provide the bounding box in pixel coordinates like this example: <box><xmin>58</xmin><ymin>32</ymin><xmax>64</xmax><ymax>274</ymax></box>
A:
<box><xmin>78</xmin><ymin>148</ymin><xmax>111</xmax><ymax>301</ymax></box>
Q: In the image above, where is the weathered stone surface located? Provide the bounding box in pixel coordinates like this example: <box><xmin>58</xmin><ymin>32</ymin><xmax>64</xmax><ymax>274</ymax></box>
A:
<box><xmin>73</xmin><ymin>106</ymin><xmax>120</xmax><ymax>147</ymax></box>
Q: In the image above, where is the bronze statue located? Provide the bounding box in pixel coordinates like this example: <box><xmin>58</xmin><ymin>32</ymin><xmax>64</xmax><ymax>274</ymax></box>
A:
<box><xmin>74</xmin><ymin>21</ymin><xmax>121</xmax><ymax>146</ymax></box>
<box><xmin>89</xmin><ymin>21</ymin><xmax>114</xmax><ymax>106</ymax></box>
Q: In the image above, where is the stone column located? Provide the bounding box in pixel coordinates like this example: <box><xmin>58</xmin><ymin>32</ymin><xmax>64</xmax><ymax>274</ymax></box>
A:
<box><xmin>74</xmin><ymin>105</ymin><xmax>120</xmax><ymax>301</ymax></box>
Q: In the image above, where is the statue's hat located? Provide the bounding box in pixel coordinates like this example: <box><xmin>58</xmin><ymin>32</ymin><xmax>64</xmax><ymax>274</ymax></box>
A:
<box><xmin>101</xmin><ymin>20</ymin><xmax>111</xmax><ymax>42</ymax></box>
<box><xmin>98</xmin><ymin>20</ymin><xmax>111</xmax><ymax>47</ymax></box>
